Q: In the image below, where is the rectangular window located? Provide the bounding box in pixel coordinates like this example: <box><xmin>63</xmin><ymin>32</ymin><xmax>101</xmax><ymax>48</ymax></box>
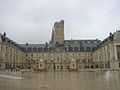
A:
<box><xmin>38</xmin><ymin>48</ymin><xmax>42</xmax><ymax>51</ymax></box>
<box><xmin>74</xmin><ymin>47</ymin><xmax>78</xmax><ymax>51</ymax></box>
<box><xmin>87</xmin><ymin>41</ymin><xmax>91</xmax><ymax>43</ymax></box>
<box><xmin>95</xmin><ymin>65</ymin><xmax>98</xmax><ymax>68</ymax></box>
<box><xmin>69</xmin><ymin>47</ymin><xmax>73</xmax><ymax>51</ymax></box>
<box><xmin>117</xmin><ymin>52</ymin><xmax>120</xmax><ymax>60</ymax></box>
<box><xmin>92</xmin><ymin>47</ymin><xmax>96</xmax><ymax>50</ymax></box>
<box><xmin>28</xmin><ymin>47</ymin><xmax>31</xmax><ymax>51</ymax></box>
<box><xmin>86</xmin><ymin>47</ymin><xmax>91</xmax><ymax>51</ymax></box>
<box><xmin>80</xmin><ymin>47</ymin><xmax>84</xmax><ymax>51</ymax></box>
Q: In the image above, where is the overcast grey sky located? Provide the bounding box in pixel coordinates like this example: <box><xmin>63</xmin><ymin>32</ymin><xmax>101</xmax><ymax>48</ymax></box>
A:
<box><xmin>0</xmin><ymin>0</ymin><xmax>120</xmax><ymax>44</ymax></box>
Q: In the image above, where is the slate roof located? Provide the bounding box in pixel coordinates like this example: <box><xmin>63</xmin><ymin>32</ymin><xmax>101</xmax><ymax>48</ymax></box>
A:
<box><xmin>1</xmin><ymin>30</ymin><xmax>118</xmax><ymax>52</ymax></box>
<box><xmin>0</xmin><ymin>33</ymin><xmax>24</xmax><ymax>51</ymax></box>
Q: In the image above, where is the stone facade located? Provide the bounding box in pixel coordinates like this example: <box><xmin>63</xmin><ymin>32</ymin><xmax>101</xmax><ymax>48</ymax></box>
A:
<box><xmin>0</xmin><ymin>33</ymin><xmax>24</xmax><ymax>70</ymax></box>
<box><xmin>0</xmin><ymin>20</ymin><xmax>120</xmax><ymax>71</ymax></box>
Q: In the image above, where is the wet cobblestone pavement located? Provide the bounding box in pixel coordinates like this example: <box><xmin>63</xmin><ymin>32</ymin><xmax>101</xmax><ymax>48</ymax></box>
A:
<box><xmin>0</xmin><ymin>71</ymin><xmax>120</xmax><ymax>90</ymax></box>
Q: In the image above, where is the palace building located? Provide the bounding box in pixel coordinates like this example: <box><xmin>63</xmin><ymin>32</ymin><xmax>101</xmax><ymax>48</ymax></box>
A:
<box><xmin>0</xmin><ymin>20</ymin><xmax>120</xmax><ymax>71</ymax></box>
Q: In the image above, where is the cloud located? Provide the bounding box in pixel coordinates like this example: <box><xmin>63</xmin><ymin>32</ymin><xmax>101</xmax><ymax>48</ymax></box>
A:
<box><xmin>0</xmin><ymin>0</ymin><xmax>120</xmax><ymax>43</ymax></box>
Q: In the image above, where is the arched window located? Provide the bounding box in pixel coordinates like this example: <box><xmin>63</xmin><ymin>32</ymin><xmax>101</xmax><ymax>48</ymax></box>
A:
<box><xmin>74</xmin><ymin>47</ymin><xmax>78</xmax><ymax>51</ymax></box>
<box><xmin>33</xmin><ymin>47</ymin><xmax>37</xmax><ymax>51</ymax></box>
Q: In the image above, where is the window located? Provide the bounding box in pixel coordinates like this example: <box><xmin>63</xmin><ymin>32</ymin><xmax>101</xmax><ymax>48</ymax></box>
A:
<box><xmin>57</xmin><ymin>58</ymin><xmax>59</xmax><ymax>62</ymax></box>
<box><xmin>108</xmin><ymin>63</ymin><xmax>110</xmax><ymax>68</ymax></box>
<box><xmin>90</xmin><ymin>53</ymin><xmax>93</xmax><ymax>56</ymax></box>
<box><xmin>93</xmin><ymin>41</ymin><xmax>97</xmax><ymax>43</ymax></box>
<box><xmin>117</xmin><ymin>52</ymin><xmax>120</xmax><ymax>60</ymax></box>
<box><xmin>82</xmin><ymin>59</ymin><xmax>85</xmax><ymax>63</ymax></box>
<box><xmin>1</xmin><ymin>47</ymin><xmax>2</xmax><ymax>51</ymax></box>
<box><xmin>69</xmin><ymin>47</ymin><xmax>73</xmax><ymax>51</ymax></box>
<box><xmin>40</xmin><ymin>64</ymin><xmax>42</xmax><ymax>67</ymax></box>
<box><xmin>105</xmin><ymin>64</ymin><xmax>108</xmax><ymax>68</ymax></box>
<box><xmin>88</xmin><ymin>59</ymin><xmax>90</xmax><ymax>63</ymax></box>
<box><xmin>84</xmin><ymin>41</ymin><xmax>87</xmax><ymax>43</ymax></box>
<box><xmin>87</xmin><ymin>41</ymin><xmax>91</xmax><ymax>43</ymax></box>
<box><xmin>33</xmin><ymin>47</ymin><xmax>37</xmax><ymax>51</ymax></box>
<box><xmin>79</xmin><ymin>65</ymin><xmax>81</xmax><ymax>69</ymax></box>
<box><xmin>80</xmin><ymin>47</ymin><xmax>84</xmax><ymax>51</ymax></box>
<box><xmin>64</xmin><ymin>47</ymin><xmax>67</xmax><ymax>51</ymax></box>
<box><xmin>57</xmin><ymin>65</ymin><xmax>59</xmax><ymax>69</ymax></box>
<box><xmin>44</xmin><ymin>47</ymin><xmax>48</xmax><ymax>51</ymax></box>
<box><xmin>82</xmin><ymin>41</ymin><xmax>85</xmax><ymax>44</ymax></box>
<box><xmin>42</xmin><ymin>48</ymin><xmax>44</xmax><ymax>51</ymax></box>
<box><xmin>95</xmin><ymin>65</ymin><xmax>98</xmax><ymax>68</ymax></box>
<box><xmin>74</xmin><ymin>47</ymin><xmax>78</xmax><ymax>51</ymax></box>
<box><xmin>56</xmin><ymin>42</ymin><xmax>59</xmax><ymax>45</ymax></box>
<box><xmin>65</xmin><ymin>42</ymin><xmax>69</xmax><ymax>44</ymax></box>
<box><xmin>38</xmin><ymin>48</ymin><xmax>42</xmax><ymax>51</ymax></box>
<box><xmin>92</xmin><ymin>47</ymin><xmax>96</xmax><ymax>50</ymax></box>
<box><xmin>74</xmin><ymin>41</ymin><xmax>78</xmax><ymax>44</ymax></box>
<box><xmin>73</xmin><ymin>64</ymin><xmax>75</xmax><ymax>67</ymax></box>
<box><xmin>86</xmin><ymin>47</ymin><xmax>91</xmax><ymax>51</ymax></box>
<box><xmin>28</xmin><ymin>47</ymin><xmax>31</xmax><ymax>51</ymax></box>
<box><xmin>91</xmin><ymin>65</ymin><xmax>93</xmax><ymax>69</ymax></box>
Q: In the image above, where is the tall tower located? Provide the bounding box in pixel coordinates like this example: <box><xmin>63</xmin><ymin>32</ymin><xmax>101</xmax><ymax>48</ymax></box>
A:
<box><xmin>51</xmin><ymin>20</ymin><xmax>64</xmax><ymax>45</ymax></box>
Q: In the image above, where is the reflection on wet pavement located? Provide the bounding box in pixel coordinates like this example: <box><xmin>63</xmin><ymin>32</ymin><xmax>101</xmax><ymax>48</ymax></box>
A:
<box><xmin>0</xmin><ymin>71</ymin><xmax>120</xmax><ymax>90</ymax></box>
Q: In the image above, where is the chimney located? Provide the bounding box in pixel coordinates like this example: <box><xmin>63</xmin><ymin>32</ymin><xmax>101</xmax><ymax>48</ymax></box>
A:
<box><xmin>3</xmin><ymin>32</ymin><xmax>6</xmax><ymax>37</ymax></box>
<box><xmin>110</xmin><ymin>32</ymin><xmax>112</xmax><ymax>36</ymax></box>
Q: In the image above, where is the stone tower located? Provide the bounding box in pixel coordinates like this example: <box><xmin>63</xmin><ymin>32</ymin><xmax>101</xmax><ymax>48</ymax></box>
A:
<box><xmin>51</xmin><ymin>20</ymin><xmax>64</xmax><ymax>45</ymax></box>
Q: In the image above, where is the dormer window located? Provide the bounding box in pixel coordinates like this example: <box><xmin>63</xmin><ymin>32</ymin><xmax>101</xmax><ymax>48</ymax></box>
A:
<box><xmin>65</xmin><ymin>41</ymin><xmax>69</xmax><ymax>44</ymax></box>
<box><xmin>74</xmin><ymin>47</ymin><xmax>78</xmax><ymax>51</ymax></box>
<box><xmin>38</xmin><ymin>47</ymin><xmax>42</xmax><ymax>51</ymax></box>
<box><xmin>87</xmin><ymin>41</ymin><xmax>91</xmax><ymax>44</ymax></box>
<box><xmin>82</xmin><ymin>41</ymin><xmax>85</xmax><ymax>44</ymax></box>
<box><xmin>26</xmin><ymin>43</ymin><xmax>28</xmax><ymax>46</ymax></box>
<box><xmin>93</xmin><ymin>41</ymin><xmax>97</xmax><ymax>43</ymax></box>
<box><xmin>33</xmin><ymin>47</ymin><xmax>37</xmax><ymax>51</ymax></box>
<box><xmin>28</xmin><ymin>47</ymin><xmax>32</xmax><ymax>51</ymax></box>
<box><xmin>74</xmin><ymin>41</ymin><xmax>78</xmax><ymax>44</ymax></box>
